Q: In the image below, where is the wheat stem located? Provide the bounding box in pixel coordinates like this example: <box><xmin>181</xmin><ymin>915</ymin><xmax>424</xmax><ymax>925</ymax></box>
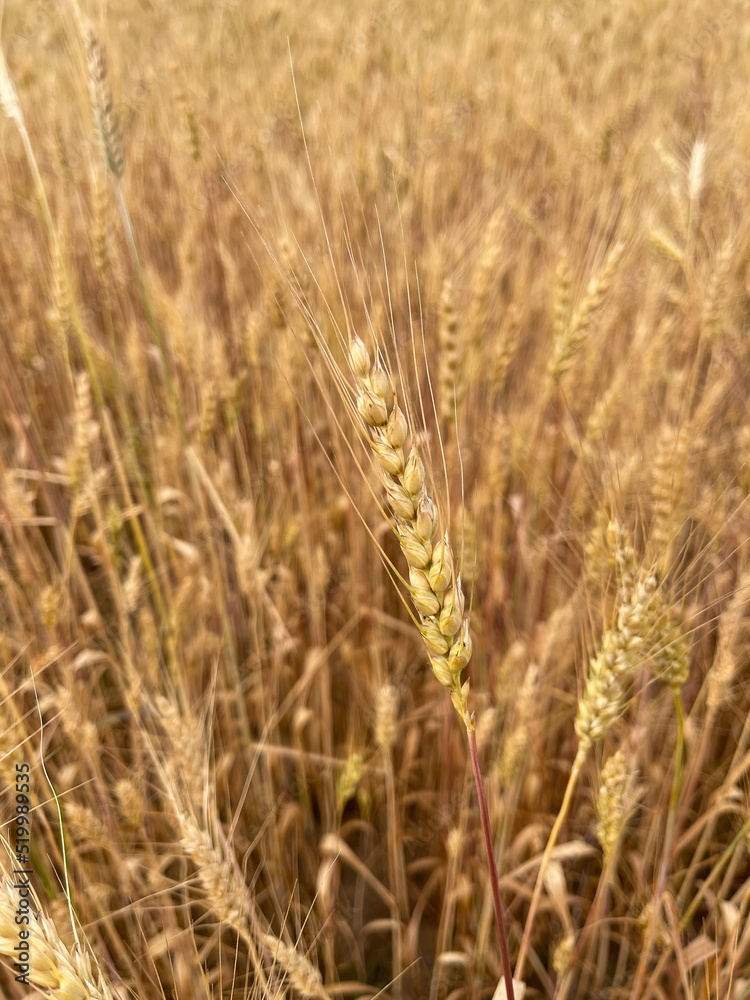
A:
<box><xmin>632</xmin><ymin>690</ymin><xmax>686</xmax><ymax>996</ymax></box>
<box><xmin>515</xmin><ymin>742</ymin><xmax>587</xmax><ymax>980</ymax></box>
<box><xmin>680</xmin><ymin>816</ymin><xmax>750</xmax><ymax>932</ymax></box>
<box><xmin>468</xmin><ymin>726</ymin><xmax>515</xmax><ymax>1000</ymax></box>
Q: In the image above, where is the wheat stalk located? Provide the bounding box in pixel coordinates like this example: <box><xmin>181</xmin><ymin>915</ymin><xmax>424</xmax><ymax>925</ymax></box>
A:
<box><xmin>347</xmin><ymin>333</ymin><xmax>515</xmax><ymax>997</ymax></box>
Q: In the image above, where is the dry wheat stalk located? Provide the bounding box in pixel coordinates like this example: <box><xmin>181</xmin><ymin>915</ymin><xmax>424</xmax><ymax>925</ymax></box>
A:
<box><xmin>347</xmin><ymin>332</ymin><xmax>515</xmax><ymax>996</ymax></box>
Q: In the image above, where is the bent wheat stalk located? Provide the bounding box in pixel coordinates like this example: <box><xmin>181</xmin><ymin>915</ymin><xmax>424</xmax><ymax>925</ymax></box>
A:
<box><xmin>347</xmin><ymin>335</ymin><xmax>515</xmax><ymax>998</ymax></box>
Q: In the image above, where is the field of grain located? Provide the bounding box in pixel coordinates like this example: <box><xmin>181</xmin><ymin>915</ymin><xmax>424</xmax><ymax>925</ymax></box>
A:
<box><xmin>1</xmin><ymin>1</ymin><xmax>749</xmax><ymax>998</ymax></box>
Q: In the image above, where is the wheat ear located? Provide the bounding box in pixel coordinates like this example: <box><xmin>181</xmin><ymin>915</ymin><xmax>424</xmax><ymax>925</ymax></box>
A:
<box><xmin>0</xmin><ymin>866</ymin><xmax>115</xmax><ymax>1000</ymax></box>
<box><xmin>548</xmin><ymin>240</ymin><xmax>625</xmax><ymax>384</ymax></box>
<box><xmin>85</xmin><ymin>28</ymin><xmax>124</xmax><ymax>180</ymax></box>
<box><xmin>516</xmin><ymin>520</ymin><xmax>660</xmax><ymax>979</ymax></box>
<box><xmin>437</xmin><ymin>277</ymin><xmax>465</xmax><ymax>426</ymax></box>
<box><xmin>348</xmin><ymin>335</ymin><xmax>515</xmax><ymax>999</ymax></box>
<box><xmin>349</xmin><ymin>336</ymin><xmax>472</xmax><ymax>722</ymax></box>
<box><xmin>263</xmin><ymin>933</ymin><xmax>331</xmax><ymax>1000</ymax></box>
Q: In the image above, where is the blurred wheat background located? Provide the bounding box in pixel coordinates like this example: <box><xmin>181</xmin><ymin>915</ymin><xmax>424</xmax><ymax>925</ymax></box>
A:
<box><xmin>1</xmin><ymin>0</ymin><xmax>749</xmax><ymax>998</ymax></box>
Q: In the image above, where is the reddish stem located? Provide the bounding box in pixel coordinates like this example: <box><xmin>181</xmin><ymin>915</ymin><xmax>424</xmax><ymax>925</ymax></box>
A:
<box><xmin>467</xmin><ymin>726</ymin><xmax>515</xmax><ymax>1000</ymax></box>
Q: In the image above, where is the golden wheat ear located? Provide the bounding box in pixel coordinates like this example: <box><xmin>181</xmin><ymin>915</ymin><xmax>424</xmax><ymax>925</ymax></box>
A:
<box><xmin>0</xmin><ymin>854</ymin><xmax>115</xmax><ymax>1000</ymax></box>
<box><xmin>348</xmin><ymin>334</ymin><xmax>473</xmax><ymax>724</ymax></box>
<box><xmin>332</xmin><ymin>327</ymin><xmax>516</xmax><ymax>996</ymax></box>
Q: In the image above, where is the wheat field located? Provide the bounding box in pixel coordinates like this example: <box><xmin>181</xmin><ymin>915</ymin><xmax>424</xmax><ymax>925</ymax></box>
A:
<box><xmin>0</xmin><ymin>1</ymin><xmax>749</xmax><ymax>998</ymax></box>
